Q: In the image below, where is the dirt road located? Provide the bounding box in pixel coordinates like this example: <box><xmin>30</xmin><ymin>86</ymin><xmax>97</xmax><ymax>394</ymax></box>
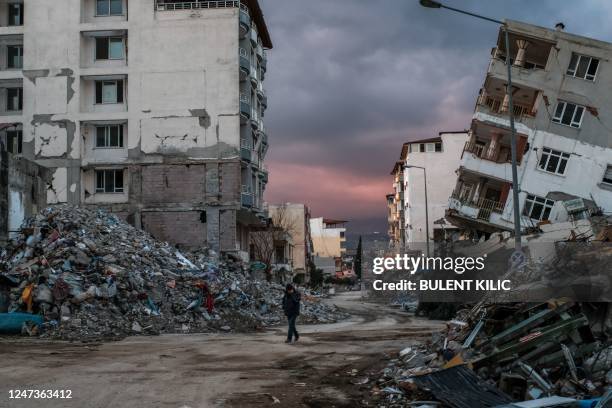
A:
<box><xmin>0</xmin><ymin>292</ymin><xmax>444</xmax><ymax>408</ymax></box>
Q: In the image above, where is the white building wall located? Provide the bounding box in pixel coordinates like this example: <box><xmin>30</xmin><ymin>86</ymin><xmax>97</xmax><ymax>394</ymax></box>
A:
<box><xmin>403</xmin><ymin>132</ymin><xmax>469</xmax><ymax>254</ymax></box>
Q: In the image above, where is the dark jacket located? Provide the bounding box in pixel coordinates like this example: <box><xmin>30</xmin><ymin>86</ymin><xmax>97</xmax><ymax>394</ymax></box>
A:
<box><xmin>282</xmin><ymin>291</ymin><xmax>301</xmax><ymax>317</ymax></box>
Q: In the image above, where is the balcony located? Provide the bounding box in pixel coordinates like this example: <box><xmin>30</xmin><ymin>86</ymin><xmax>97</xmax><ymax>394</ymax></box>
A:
<box><xmin>488</xmin><ymin>31</ymin><xmax>553</xmax><ymax>88</ymax></box>
<box><xmin>0</xmin><ymin>2</ymin><xmax>23</xmax><ymax>35</ymax></box>
<box><xmin>240</xmin><ymin>93</ymin><xmax>250</xmax><ymax>123</ymax></box>
<box><xmin>447</xmin><ymin>172</ymin><xmax>513</xmax><ymax>232</ymax></box>
<box><xmin>250</xmin><ymin>66</ymin><xmax>258</xmax><ymax>87</ymax></box>
<box><xmin>239</xmin><ymin>48</ymin><xmax>250</xmax><ymax>82</ymax></box>
<box><xmin>250</xmin><ymin>26</ymin><xmax>258</xmax><ymax>46</ymax></box>
<box><xmin>256</xmin><ymin>42</ymin><xmax>263</xmax><ymax>61</ymax></box>
<box><xmin>241</xmin><ymin>191</ymin><xmax>253</xmax><ymax>208</ymax></box>
<box><xmin>258</xmin><ymin>167</ymin><xmax>268</xmax><ymax>183</ymax></box>
<box><xmin>261</xmin><ymin>51</ymin><xmax>267</xmax><ymax>73</ymax></box>
<box><xmin>240</xmin><ymin>139</ymin><xmax>251</xmax><ymax>162</ymax></box>
<box><xmin>239</xmin><ymin>3</ymin><xmax>250</xmax><ymax>38</ymax></box>
<box><xmin>155</xmin><ymin>1</ymin><xmax>238</xmax><ymax>11</ymax></box>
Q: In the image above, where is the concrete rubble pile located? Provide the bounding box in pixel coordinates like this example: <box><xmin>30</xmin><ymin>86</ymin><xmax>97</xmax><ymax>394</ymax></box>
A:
<box><xmin>371</xmin><ymin>301</ymin><xmax>612</xmax><ymax>408</ymax></box>
<box><xmin>0</xmin><ymin>205</ymin><xmax>347</xmax><ymax>340</ymax></box>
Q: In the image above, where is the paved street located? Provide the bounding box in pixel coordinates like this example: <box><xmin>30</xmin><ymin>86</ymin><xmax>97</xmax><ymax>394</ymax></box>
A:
<box><xmin>0</xmin><ymin>292</ymin><xmax>444</xmax><ymax>408</ymax></box>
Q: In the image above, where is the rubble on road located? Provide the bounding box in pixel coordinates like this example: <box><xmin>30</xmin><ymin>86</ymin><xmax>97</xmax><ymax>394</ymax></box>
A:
<box><xmin>0</xmin><ymin>205</ymin><xmax>347</xmax><ymax>341</ymax></box>
<box><xmin>371</xmin><ymin>300</ymin><xmax>612</xmax><ymax>407</ymax></box>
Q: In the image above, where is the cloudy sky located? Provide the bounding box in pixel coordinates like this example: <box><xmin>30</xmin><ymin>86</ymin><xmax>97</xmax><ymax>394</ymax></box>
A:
<box><xmin>259</xmin><ymin>0</ymin><xmax>612</xmax><ymax>233</ymax></box>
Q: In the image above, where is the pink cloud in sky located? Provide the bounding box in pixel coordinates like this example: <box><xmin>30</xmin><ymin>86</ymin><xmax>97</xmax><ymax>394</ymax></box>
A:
<box><xmin>264</xmin><ymin>161</ymin><xmax>390</xmax><ymax>221</ymax></box>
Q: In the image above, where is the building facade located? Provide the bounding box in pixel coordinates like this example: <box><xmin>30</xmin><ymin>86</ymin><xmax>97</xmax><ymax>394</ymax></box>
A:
<box><xmin>447</xmin><ymin>21</ymin><xmax>612</xmax><ymax>236</ymax></box>
<box><xmin>401</xmin><ymin>131</ymin><xmax>469</xmax><ymax>253</ymax></box>
<box><xmin>387</xmin><ymin>132</ymin><xmax>468</xmax><ymax>254</ymax></box>
<box><xmin>388</xmin><ymin>162</ymin><xmax>405</xmax><ymax>250</ymax></box>
<box><xmin>268</xmin><ymin>203</ymin><xmax>314</xmax><ymax>283</ymax></box>
<box><xmin>0</xmin><ymin>0</ymin><xmax>272</xmax><ymax>258</ymax></box>
<box><xmin>310</xmin><ymin>217</ymin><xmax>347</xmax><ymax>276</ymax></box>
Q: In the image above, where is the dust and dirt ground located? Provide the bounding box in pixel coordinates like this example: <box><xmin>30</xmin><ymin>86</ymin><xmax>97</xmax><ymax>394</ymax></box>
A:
<box><xmin>0</xmin><ymin>292</ymin><xmax>444</xmax><ymax>408</ymax></box>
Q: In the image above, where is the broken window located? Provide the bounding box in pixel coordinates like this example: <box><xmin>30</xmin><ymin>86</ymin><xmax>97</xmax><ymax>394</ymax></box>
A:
<box><xmin>552</xmin><ymin>101</ymin><xmax>584</xmax><ymax>128</ymax></box>
<box><xmin>96</xmin><ymin>0</ymin><xmax>123</xmax><ymax>16</ymax></box>
<box><xmin>567</xmin><ymin>53</ymin><xmax>599</xmax><ymax>81</ymax></box>
<box><xmin>95</xmin><ymin>80</ymin><xmax>124</xmax><ymax>104</ymax></box>
<box><xmin>6</xmin><ymin>129</ymin><xmax>22</xmax><ymax>154</ymax></box>
<box><xmin>95</xmin><ymin>37</ymin><xmax>124</xmax><ymax>60</ymax></box>
<box><xmin>95</xmin><ymin>125</ymin><xmax>124</xmax><ymax>148</ymax></box>
<box><xmin>603</xmin><ymin>165</ymin><xmax>612</xmax><ymax>185</ymax></box>
<box><xmin>523</xmin><ymin>194</ymin><xmax>554</xmax><ymax>221</ymax></box>
<box><xmin>95</xmin><ymin>169</ymin><xmax>124</xmax><ymax>193</ymax></box>
<box><xmin>8</xmin><ymin>3</ymin><xmax>23</xmax><ymax>26</ymax></box>
<box><xmin>7</xmin><ymin>45</ymin><xmax>23</xmax><ymax>69</ymax></box>
<box><xmin>6</xmin><ymin>87</ymin><xmax>22</xmax><ymax>111</ymax></box>
<box><xmin>538</xmin><ymin>147</ymin><xmax>570</xmax><ymax>175</ymax></box>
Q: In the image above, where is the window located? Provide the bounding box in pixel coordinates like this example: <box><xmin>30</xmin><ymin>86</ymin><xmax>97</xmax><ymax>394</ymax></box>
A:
<box><xmin>95</xmin><ymin>125</ymin><xmax>124</xmax><ymax>148</ymax></box>
<box><xmin>95</xmin><ymin>80</ymin><xmax>123</xmax><ymax>104</ymax></box>
<box><xmin>567</xmin><ymin>53</ymin><xmax>599</xmax><ymax>81</ymax></box>
<box><xmin>538</xmin><ymin>147</ymin><xmax>570</xmax><ymax>175</ymax></box>
<box><xmin>425</xmin><ymin>143</ymin><xmax>435</xmax><ymax>153</ymax></box>
<box><xmin>458</xmin><ymin>184</ymin><xmax>473</xmax><ymax>202</ymax></box>
<box><xmin>603</xmin><ymin>165</ymin><xmax>612</xmax><ymax>185</ymax></box>
<box><xmin>552</xmin><ymin>101</ymin><xmax>584</xmax><ymax>128</ymax></box>
<box><xmin>95</xmin><ymin>37</ymin><xmax>124</xmax><ymax>60</ymax></box>
<box><xmin>6</xmin><ymin>87</ymin><xmax>22</xmax><ymax>111</ymax></box>
<box><xmin>7</xmin><ymin>45</ymin><xmax>23</xmax><ymax>69</ymax></box>
<box><xmin>8</xmin><ymin>4</ymin><xmax>23</xmax><ymax>26</ymax></box>
<box><xmin>435</xmin><ymin>142</ymin><xmax>442</xmax><ymax>152</ymax></box>
<box><xmin>96</xmin><ymin>0</ymin><xmax>123</xmax><ymax>16</ymax></box>
<box><xmin>523</xmin><ymin>194</ymin><xmax>555</xmax><ymax>221</ymax></box>
<box><xmin>95</xmin><ymin>169</ymin><xmax>124</xmax><ymax>193</ymax></box>
<box><xmin>6</xmin><ymin>129</ymin><xmax>22</xmax><ymax>154</ymax></box>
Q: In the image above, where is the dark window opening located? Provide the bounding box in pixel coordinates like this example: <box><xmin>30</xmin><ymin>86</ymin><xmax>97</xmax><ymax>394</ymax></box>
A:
<box><xmin>95</xmin><ymin>80</ymin><xmax>124</xmax><ymax>104</ymax></box>
<box><xmin>95</xmin><ymin>169</ymin><xmax>124</xmax><ymax>193</ymax></box>
<box><xmin>7</xmin><ymin>45</ymin><xmax>23</xmax><ymax>69</ymax></box>
<box><xmin>6</xmin><ymin>87</ymin><xmax>22</xmax><ymax>111</ymax></box>
<box><xmin>8</xmin><ymin>3</ymin><xmax>23</xmax><ymax>26</ymax></box>
<box><xmin>6</xmin><ymin>129</ymin><xmax>22</xmax><ymax>154</ymax></box>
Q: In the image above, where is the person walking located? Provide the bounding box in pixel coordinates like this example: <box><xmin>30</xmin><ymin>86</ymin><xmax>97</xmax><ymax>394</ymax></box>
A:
<box><xmin>282</xmin><ymin>284</ymin><xmax>301</xmax><ymax>343</ymax></box>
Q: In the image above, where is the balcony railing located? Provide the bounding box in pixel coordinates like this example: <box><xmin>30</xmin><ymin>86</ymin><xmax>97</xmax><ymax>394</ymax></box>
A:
<box><xmin>451</xmin><ymin>192</ymin><xmax>505</xmax><ymax>221</ymax></box>
<box><xmin>463</xmin><ymin>141</ymin><xmax>511</xmax><ymax>164</ymax></box>
<box><xmin>479</xmin><ymin>95</ymin><xmax>534</xmax><ymax>120</ymax></box>
<box><xmin>156</xmin><ymin>1</ymin><xmax>238</xmax><ymax>11</ymax></box>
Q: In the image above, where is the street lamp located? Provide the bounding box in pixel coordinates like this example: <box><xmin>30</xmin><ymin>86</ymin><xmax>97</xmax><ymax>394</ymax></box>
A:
<box><xmin>405</xmin><ymin>165</ymin><xmax>430</xmax><ymax>258</ymax></box>
<box><xmin>418</xmin><ymin>0</ymin><xmax>522</xmax><ymax>251</ymax></box>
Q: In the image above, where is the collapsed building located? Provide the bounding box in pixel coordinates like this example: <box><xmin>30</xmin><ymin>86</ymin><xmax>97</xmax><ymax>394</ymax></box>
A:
<box><xmin>0</xmin><ymin>127</ymin><xmax>49</xmax><ymax>244</ymax></box>
<box><xmin>447</xmin><ymin>21</ymin><xmax>612</xmax><ymax>237</ymax></box>
<box><xmin>0</xmin><ymin>0</ymin><xmax>272</xmax><ymax>259</ymax></box>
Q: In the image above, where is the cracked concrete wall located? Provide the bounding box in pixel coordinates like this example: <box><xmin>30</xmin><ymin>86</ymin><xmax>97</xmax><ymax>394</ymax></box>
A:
<box><xmin>15</xmin><ymin>1</ymin><xmax>257</xmax><ymax>252</ymax></box>
<box><xmin>0</xmin><ymin>148</ymin><xmax>50</xmax><ymax>241</ymax></box>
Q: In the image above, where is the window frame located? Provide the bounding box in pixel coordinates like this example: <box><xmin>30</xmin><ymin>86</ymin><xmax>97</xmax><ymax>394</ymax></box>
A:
<box><xmin>523</xmin><ymin>194</ymin><xmax>555</xmax><ymax>222</ymax></box>
<box><xmin>95</xmin><ymin>124</ymin><xmax>124</xmax><ymax>148</ymax></box>
<box><xmin>537</xmin><ymin>147</ymin><xmax>571</xmax><ymax>176</ymax></box>
<box><xmin>8</xmin><ymin>3</ymin><xmax>23</xmax><ymax>26</ymax></box>
<box><xmin>95</xmin><ymin>80</ymin><xmax>124</xmax><ymax>104</ymax></box>
<box><xmin>566</xmin><ymin>53</ymin><xmax>600</xmax><ymax>81</ymax></box>
<box><xmin>552</xmin><ymin>101</ymin><xmax>585</xmax><ymax>128</ymax></box>
<box><xmin>6</xmin><ymin>87</ymin><xmax>22</xmax><ymax>111</ymax></box>
<box><xmin>6</xmin><ymin>45</ymin><xmax>23</xmax><ymax>69</ymax></box>
<box><xmin>95</xmin><ymin>0</ymin><xmax>124</xmax><ymax>17</ymax></box>
<box><xmin>95</xmin><ymin>37</ymin><xmax>125</xmax><ymax>61</ymax></box>
<box><xmin>6</xmin><ymin>129</ymin><xmax>22</xmax><ymax>155</ymax></box>
<box><xmin>95</xmin><ymin>169</ymin><xmax>124</xmax><ymax>193</ymax></box>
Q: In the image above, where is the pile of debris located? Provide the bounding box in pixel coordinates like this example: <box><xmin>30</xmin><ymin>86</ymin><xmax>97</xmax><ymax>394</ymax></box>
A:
<box><xmin>0</xmin><ymin>206</ymin><xmax>347</xmax><ymax>340</ymax></box>
<box><xmin>372</xmin><ymin>300</ymin><xmax>612</xmax><ymax>407</ymax></box>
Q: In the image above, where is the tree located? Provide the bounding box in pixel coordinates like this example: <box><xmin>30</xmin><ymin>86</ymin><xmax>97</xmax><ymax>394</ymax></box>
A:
<box><xmin>250</xmin><ymin>204</ymin><xmax>298</xmax><ymax>282</ymax></box>
<box><xmin>355</xmin><ymin>236</ymin><xmax>363</xmax><ymax>280</ymax></box>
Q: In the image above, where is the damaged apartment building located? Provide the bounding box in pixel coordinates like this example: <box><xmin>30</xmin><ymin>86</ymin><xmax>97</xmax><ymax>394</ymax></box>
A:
<box><xmin>0</xmin><ymin>0</ymin><xmax>272</xmax><ymax>257</ymax></box>
<box><xmin>448</xmin><ymin>21</ymin><xmax>612</xmax><ymax>237</ymax></box>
